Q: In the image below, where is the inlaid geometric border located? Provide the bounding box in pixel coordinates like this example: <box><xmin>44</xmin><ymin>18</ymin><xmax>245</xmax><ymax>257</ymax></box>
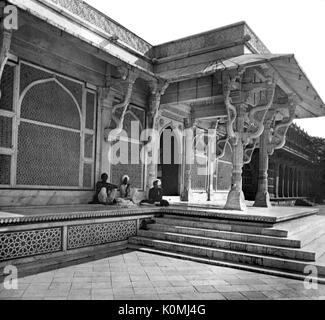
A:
<box><xmin>67</xmin><ymin>220</ymin><xmax>137</xmax><ymax>250</ymax></box>
<box><xmin>0</xmin><ymin>228</ymin><xmax>62</xmax><ymax>261</ymax></box>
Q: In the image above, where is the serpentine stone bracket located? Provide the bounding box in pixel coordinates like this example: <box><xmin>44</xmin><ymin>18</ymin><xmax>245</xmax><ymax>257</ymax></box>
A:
<box><xmin>224</xmin><ymin>68</ymin><xmax>277</xmax><ymax>149</ymax></box>
<box><xmin>223</xmin><ymin>68</ymin><xmax>246</xmax><ymax>145</ymax></box>
<box><xmin>244</xmin><ymin>76</ymin><xmax>277</xmax><ymax>144</ymax></box>
<box><xmin>216</xmin><ymin>136</ymin><xmax>229</xmax><ymax>159</ymax></box>
<box><xmin>99</xmin><ymin>87</ymin><xmax>114</xmax><ymax>140</ymax></box>
<box><xmin>0</xmin><ymin>25</ymin><xmax>12</xmax><ymax>99</ymax></box>
<box><xmin>267</xmin><ymin>93</ymin><xmax>299</xmax><ymax>156</ymax></box>
<box><xmin>148</xmin><ymin>79</ymin><xmax>169</xmax><ymax>129</ymax></box>
<box><xmin>105</xmin><ymin>67</ymin><xmax>139</xmax><ymax>141</ymax></box>
<box><xmin>243</xmin><ymin>139</ymin><xmax>258</xmax><ymax>164</ymax></box>
<box><xmin>214</xmin><ymin>120</ymin><xmax>229</xmax><ymax>160</ymax></box>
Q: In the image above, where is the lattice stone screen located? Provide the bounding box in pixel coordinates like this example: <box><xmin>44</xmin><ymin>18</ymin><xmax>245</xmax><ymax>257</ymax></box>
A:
<box><xmin>20</xmin><ymin>63</ymin><xmax>52</xmax><ymax>94</ymax></box>
<box><xmin>0</xmin><ymin>116</ymin><xmax>12</xmax><ymax>148</ymax></box>
<box><xmin>0</xmin><ymin>154</ymin><xmax>11</xmax><ymax>185</ymax></box>
<box><xmin>67</xmin><ymin>220</ymin><xmax>137</xmax><ymax>249</ymax></box>
<box><xmin>0</xmin><ymin>220</ymin><xmax>141</xmax><ymax>263</ymax></box>
<box><xmin>86</xmin><ymin>92</ymin><xmax>95</xmax><ymax>130</ymax></box>
<box><xmin>0</xmin><ymin>228</ymin><xmax>62</xmax><ymax>261</ymax></box>
<box><xmin>0</xmin><ymin>64</ymin><xmax>14</xmax><ymax>186</ymax></box>
<box><xmin>17</xmin><ymin>122</ymin><xmax>81</xmax><ymax>186</ymax></box>
<box><xmin>0</xmin><ymin>65</ymin><xmax>14</xmax><ymax>111</ymax></box>
<box><xmin>10</xmin><ymin>62</ymin><xmax>97</xmax><ymax>189</ymax></box>
<box><xmin>20</xmin><ymin>81</ymin><xmax>81</xmax><ymax>130</ymax></box>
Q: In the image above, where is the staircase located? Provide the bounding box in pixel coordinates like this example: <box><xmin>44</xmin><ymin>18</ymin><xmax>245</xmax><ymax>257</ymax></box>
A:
<box><xmin>295</xmin><ymin>198</ymin><xmax>315</xmax><ymax>207</ymax></box>
<box><xmin>129</xmin><ymin>214</ymin><xmax>325</xmax><ymax>282</ymax></box>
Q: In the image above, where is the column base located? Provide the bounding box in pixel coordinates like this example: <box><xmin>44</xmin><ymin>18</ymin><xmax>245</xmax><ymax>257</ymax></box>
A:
<box><xmin>224</xmin><ymin>190</ymin><xmax>247</xmax><ymax>211</ymax></box>
<box><xmin>180</xmin><ymin>189</ymin><xmax>193</xmax><ymax>202</ymax></box>
<box><xmin>253</xmin><ymin>191</ymin><xmax>271</xmax><ymax>208</ymax></box>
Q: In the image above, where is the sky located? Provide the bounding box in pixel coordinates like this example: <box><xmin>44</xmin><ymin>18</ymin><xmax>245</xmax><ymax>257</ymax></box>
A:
<box><xmin>87</xmin><ymin>0</ymin><xmax>325</xmax><ymax>138</ymax></box>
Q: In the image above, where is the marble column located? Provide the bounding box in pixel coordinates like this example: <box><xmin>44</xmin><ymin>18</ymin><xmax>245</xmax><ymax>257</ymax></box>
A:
<box><xmin>298</xmin><ymin>171</ymin><xmax>302</xmax><ymax>197</ymax></box>
<box><xmin>181</xmin><ymin>118</ymin><xmax>194</xmax><ymax>202</ymax></box>
<box><xmin>296</xmin><ymin>169</ymin><xmax>299</xmax><ymax>197</ymax></box>
<box><xmin>300</xmin><ymin>168</ymin><xmax>305</xmax><ymax>197</ymax></box>
<box><xmin>274</xmin><ymin>163</ymin><xmax>280</xmax><ymax>198</ymax></box>
<box><xmin>289</xmin><ymin>167</ymin><xmax>293</xmax><ymax>197</ymax></box>
<box><xmin>225</xmin><ymin>104</ymin><xmax>247</xmax><ymax>211</ymax></box>
<box><xmin>286</xmin><ymin>166</ymin><xmax>290</xmax><ymax>197</ymax></box>
<box><xmin>279</xmin><ymin>164</ymin><xmax>284</xmax><ymax>198</ymax></box>
<box><xmin>99</xmin><ymin>87</ymin><xmax>114</xmax><ymax>178</ymax></box>
<box><xmin>223</xmin><ymin>69</ymin><xmax>277</xmax><ymax>211</ymax></box>
<box><xmin>254</xmin><ymin>120</ymin><xmax>272</xmax><ymax>207</ymax></box>
<box><xmin>103</xmin><ymin>68</ymin><xmax>138</xmax><ymax>179</ymax></box>
<box><xmin>145</xmin><ymin>80</ymin><xmax>169</xmax><ymax>193</ymax></box>
<box><xmin>206</xmin><ymin>125</ymin><xmax>217</xmax><ymax>201</ymax></box>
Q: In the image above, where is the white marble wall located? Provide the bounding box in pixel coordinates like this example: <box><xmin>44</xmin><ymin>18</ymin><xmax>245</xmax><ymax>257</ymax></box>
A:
<box><xmin>0</xmin><ymin>190</ymin><xmax>94</xmax><ymax>207</ymax></box>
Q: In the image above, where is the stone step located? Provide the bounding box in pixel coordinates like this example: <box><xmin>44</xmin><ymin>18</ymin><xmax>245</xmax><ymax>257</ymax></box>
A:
<box><xmin>155</xmin><ymin>217</ymin><xmax>288</xmax><ymax>238</ymax></box>
<box><xmin>128</xmin><ymin>244</ymin><xmax>325</xmax><ymax>284</ymax></box>
<box><xmin>277</xmin><ymin>215</ymin><xmax>325</xmax><ymax>247</ymax></box>
<box><xmin>128</xmin><ymin>237</ymin><xmax>325</xmax><ymax>276</ymax></box>
<box><xmin>297</xmin><ymin>225</ymin><xmax>325</xmax><ymax>248</ymax></box>
<box><xmin>277</xmin><ymin>214</ymin><xmax>325</xmax><ymax>238</ymax></box>
<box><xmin>137</xmin><ymin>230</ymin><xmax>314</xmax><ymax>261</ymax></box>
<box><xmin>161</xmin><ymin>214</ymin><xmax>271</xmax><ymax>228</ymax></box>
<box><xmin>303</xmin><ymin>233</ymin><xmax>325</xmax><ymax>259</ymax></box>
<box><xmin>148</xmin><ymin>223</ymin><xmax>301</xmax><ymax>248</ymax></box>
<box><xmin>295</xmin><ymin>199</ymin><xmax>314</xmax><ymax>207</ymax></box>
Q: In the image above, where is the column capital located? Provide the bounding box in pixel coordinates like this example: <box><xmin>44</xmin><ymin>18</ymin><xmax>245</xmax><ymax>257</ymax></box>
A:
<box><xmin>117</xmin><ymin>65</ymin><xmax>139</xmax><ymax>84</ymax></box>
<box><xmin>224</xmin><ymin>69</ymin><xmax>277</xmax><ymax>148</ymax></box>
<box><xmin>184</xmin><ymin>117</ymin><xmax>195</xmax><ymax>129</ymax></box>
<box><xmin>148</xmin><ymin>79</ymin><xmax>169</xmax><ymax>96</ymax></box>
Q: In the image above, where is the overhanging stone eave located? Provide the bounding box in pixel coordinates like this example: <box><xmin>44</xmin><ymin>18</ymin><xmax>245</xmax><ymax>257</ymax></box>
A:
<box><xmin>269</xmin><ymin>56</ymin><xmax>325</xmax><ymax>119</ymax></box>
<box><xmin>9</xmin><ymin>0</ymin><xmax>153</xmax><ymax>57</ymax></box>
<box><xmin>156</xmin><ymin>53</ymin><xmax>295</xmax><ymax>83</ymax></box>
<box><xmin>8</xmin><ymin>0</ymin><xmax>159</xmax><ymax>83</ymax></box>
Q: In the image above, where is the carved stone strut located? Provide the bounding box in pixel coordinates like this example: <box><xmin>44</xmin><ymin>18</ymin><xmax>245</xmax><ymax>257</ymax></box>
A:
<box><xmin>148</xmin><ymin>80</ymin><xmax>169</xmax><ymax>129</ymax></box>
<box><xmin>105</xmin><ymin>68</ymin><xmax>138</xmax><ymax>141</ymax></box>
<box><xmin>267</xmin><ymin>94</ymin><xmax>299</xmax><ymax>156</ymax></box>
<box><xmin>223</xmin><ymin>68</ymin><xmax>277</xmax><ymax>211</ymax></box>
<box><xmin>145</xmin><ymin>79</ymin><xmax>169</xmax><ymax>192</ymax></box>
<box><xmin>254</xmin><ymin>93</ymin><xmax>299</xmax><ymax>207</ymax></box>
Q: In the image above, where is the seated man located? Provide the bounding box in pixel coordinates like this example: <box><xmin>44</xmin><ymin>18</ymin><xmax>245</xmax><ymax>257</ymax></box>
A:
<box><xmin>120</xmin><ymin>175</ymin><xmax>131</xmax><ymax>199</ymax></box>
<box><xmin>119</xmin><ymin>175</ymin><xmax>141</xmax><ymax>205</ymax></box>
<box><xmin>140</xmin><ymin>179</ymin><xmax>169</xmax><ymax>207</ymax></box>
<box><xmin>89</xmin><ymin>173</ymin><xmax>118</xmax><ymax>205</ymax></box>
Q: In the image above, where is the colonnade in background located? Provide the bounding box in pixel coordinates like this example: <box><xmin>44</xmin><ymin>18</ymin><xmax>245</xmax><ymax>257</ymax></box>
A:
<box><xmin>275</xmin><ymin>163</ymin><xmax>313</xmax><ymax>199</ymax></box>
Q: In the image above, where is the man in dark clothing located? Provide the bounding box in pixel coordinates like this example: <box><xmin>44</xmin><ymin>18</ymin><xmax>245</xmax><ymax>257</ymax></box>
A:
<box><xmin>89</xmin><ymin>173</ymin><xmax>118</xmax><ymax>205</ymax></box>
<box><xmin>140</xmin><ymin>180</ymin><xmax>169</xmax><ymax>207</ymax></box>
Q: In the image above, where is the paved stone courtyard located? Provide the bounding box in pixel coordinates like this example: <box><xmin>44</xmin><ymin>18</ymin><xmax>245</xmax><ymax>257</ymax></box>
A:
<box><xmin>1</xmin><ymin>250</ymin><xmax>325</xmax><ymax>300</ymax></box>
